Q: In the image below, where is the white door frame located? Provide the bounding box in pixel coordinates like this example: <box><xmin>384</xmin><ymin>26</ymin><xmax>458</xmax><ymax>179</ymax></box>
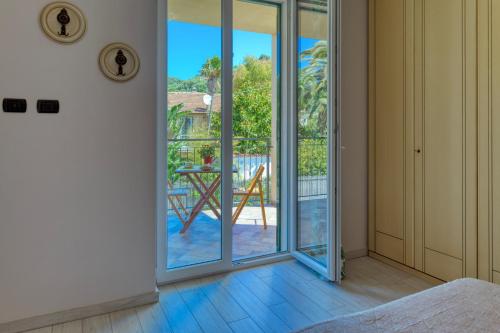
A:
<box><xmin>289</xmin><ymin>0</ymin><xmax>342</xmax><ymax>282</ymax></box>
<box><xmin>156</xmin><ymin>0</ymin><xmax>291</xmax><ymax>285</ymax></box>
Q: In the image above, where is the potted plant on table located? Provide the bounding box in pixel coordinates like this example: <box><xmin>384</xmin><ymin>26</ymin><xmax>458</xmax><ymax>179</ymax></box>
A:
<box><xmin>200</xmin><ymin>144</ymin><xmax>216</xmax><ymax>165</ymax></box>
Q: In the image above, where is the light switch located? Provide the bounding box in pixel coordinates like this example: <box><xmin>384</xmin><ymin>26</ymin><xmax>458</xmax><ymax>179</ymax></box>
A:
<box><xmin>37</xmin><ymin>100</ymin><xmax>60</xmax><ymax>114</ymax></box>
<box><xmin>3</xmin><ymin>98</ymin><xmax>27</xmax><ymax>113</ymax></box>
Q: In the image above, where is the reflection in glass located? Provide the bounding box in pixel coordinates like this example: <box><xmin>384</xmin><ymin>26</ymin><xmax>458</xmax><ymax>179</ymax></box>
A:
<box><xmin>296</xmin><ymin>2</ymin><xmax>329</xmax><ymax>266</ymax></box>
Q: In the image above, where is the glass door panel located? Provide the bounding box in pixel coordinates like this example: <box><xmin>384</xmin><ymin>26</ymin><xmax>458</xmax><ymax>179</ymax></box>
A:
<box><xmin>295</xmin><ymin>0</ymin><xmax>333</xmax><ymax>271</ymax></box>
<box><xmin>166</xmin><ymin>0</ymin><xmax>223</xmax><ymax>270</ymax></box>
<box><xmin>231</xmin><ymin>0</ymin><xmax>282</xmax><ymax>261</ymax></box>
<box><xmin>160</xmin><ymin>0</ymin><xmax>338</xmax><ymax>284</ymax></box>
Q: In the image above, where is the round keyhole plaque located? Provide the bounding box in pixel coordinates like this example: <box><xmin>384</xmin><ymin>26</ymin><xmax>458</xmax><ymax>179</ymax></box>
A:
<box><xmin>40</xmin><ymin>2</ymin><xmax>86</xmax><ymax>43</ymax></box>
<box><xmin>99</xmin><ymin>43</ymin><xmax>140</xmax><ymax>82</ymax></box>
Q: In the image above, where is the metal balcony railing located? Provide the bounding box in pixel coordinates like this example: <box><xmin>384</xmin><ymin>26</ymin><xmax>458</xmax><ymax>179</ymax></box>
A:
<box><xmin>167</xmin><ymin>137</ymin><xmax>328</xmax><ymax>213</ymax></box>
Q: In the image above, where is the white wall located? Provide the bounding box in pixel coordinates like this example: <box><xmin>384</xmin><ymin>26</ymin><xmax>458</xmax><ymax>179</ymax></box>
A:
<box><xmin>0</xmin><ymin>0</ymin><xmax>157</xmax><ymax>324</ymax></box>
<box><xmin>0</xmin><ymin>0</ymin><xmax>367</xmax><ymax>324</ymax></box>
<box><xmin>341</xmin><ymin>0</ymin><xmax>368</xmax><ymax>257</ymax></box>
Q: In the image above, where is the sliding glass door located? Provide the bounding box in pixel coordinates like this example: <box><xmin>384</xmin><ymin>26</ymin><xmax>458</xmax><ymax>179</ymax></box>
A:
<box><xmin>292</xmin><ymin>0</ymin><xmax>340</xmax><ymax>281</ymax></box>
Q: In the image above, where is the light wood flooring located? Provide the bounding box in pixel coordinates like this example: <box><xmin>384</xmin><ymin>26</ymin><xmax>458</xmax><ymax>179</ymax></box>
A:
<box><xmin>26</xmin><ymin>257</ymin><xmax>439</xmax><ymax>333</ymax></box>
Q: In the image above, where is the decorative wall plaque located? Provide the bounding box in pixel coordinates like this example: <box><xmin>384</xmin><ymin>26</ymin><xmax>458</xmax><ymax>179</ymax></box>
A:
<box><xmin>99</xmin><ymin>43</ymin><xmax>140</xmax><ymax>82</ymax></box>
<box><xmin>40</xmin><ymin>2</ymin><xmax>86</xmax><ymax>43</ymax></box>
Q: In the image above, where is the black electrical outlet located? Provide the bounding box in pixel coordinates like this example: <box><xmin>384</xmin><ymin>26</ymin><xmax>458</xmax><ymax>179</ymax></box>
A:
<box><xmin>37</xmin><ymin>100</ymin><xmax>59</xmax><ymax>114</ymax></box>
<box><xmin>3</xmin><ymin>98</ymin><xmax>27</xmax><ymax>113</ymax></box>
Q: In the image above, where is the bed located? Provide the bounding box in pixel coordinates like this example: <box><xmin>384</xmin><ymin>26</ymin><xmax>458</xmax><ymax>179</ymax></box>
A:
<box><xmin>296</xmin><ymin>278</ymin><xmax>500</xmax><ymax>333</ymax></box>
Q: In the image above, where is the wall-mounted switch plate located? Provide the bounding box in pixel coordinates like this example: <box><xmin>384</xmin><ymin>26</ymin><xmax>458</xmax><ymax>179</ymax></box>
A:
<box><xmin>3</xmin><ymin>98</ymin><xmax>27</xmax><ymax>113</ymax></box>
<box><xmin>37</xmin><ymin>100</ymin><xmax>59</xmax><ymax>114</ymax></box>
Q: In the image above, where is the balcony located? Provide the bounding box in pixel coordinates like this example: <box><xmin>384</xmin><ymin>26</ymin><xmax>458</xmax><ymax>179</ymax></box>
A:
<box><xmin>167</xmin><ymin>137</ymin><xmax>327</xmax><ymax>269</ymax></box>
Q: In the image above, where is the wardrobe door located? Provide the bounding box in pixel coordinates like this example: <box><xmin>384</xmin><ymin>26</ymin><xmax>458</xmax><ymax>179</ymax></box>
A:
<box><xmin>420</xmin><ymin>0</ymin><xmax>477</xmax><ymax>281</ymax></box>
<box><xmin>493</xmin><ymin>1</ymin><xmax>500</xmax><ymax>283</ymax></box>
<box><xmin>369</xmin><ymin>0</ymin><xmax>414</xmax><ymax>265</ymax></box>
<box><xmin>479</xmin><ymin>0</ymin><xmax>500</xmax><ymax>284</ymax></box>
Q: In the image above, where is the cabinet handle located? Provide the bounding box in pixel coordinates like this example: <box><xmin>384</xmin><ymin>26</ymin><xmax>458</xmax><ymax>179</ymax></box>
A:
<box><xmin>415</xmin><ymin>149</ymin><xmax>422</xmax><ymax>154</ymax></box>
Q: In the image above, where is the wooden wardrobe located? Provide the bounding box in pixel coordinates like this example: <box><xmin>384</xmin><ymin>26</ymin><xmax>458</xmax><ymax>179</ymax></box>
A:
<box><xmin>368</xmin><ymin>0</ymin><xmax>478</xmax><ymax>282</ymax></box>
<box><xmin>478</xmin><ymin>0</ymin><xmax>500</xmax><ymax>284</ymax></box>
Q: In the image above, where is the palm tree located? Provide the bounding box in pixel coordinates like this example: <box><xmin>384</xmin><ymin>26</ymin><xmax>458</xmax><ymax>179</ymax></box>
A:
<box><xmin>200</xmin><ymin>56</ymin><xmax>221</xmax><ymax>134</ymax></box>
<box><xmin>299</xmin><ymin>40</ymin><xmax>328</xmax><ymax>136</ymax></box>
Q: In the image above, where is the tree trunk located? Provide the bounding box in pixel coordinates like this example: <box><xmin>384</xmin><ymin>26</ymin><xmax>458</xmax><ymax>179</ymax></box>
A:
<box><xmin>206</xmin><ymin>77</ymin><xmax>216</xmax><ymax>135</ymax></box>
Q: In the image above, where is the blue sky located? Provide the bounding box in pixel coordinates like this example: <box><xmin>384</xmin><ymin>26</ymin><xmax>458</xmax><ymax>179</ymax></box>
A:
<box><xmin>168</xmin><ymin>20</ymin><xmax>320</xmax><ymax>80</ymax></box>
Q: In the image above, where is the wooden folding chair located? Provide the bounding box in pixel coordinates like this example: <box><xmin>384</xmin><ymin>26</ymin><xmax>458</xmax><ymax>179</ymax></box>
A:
<box><xmin>232</xmin><ymin>165</ymin><xmax>267</xmax><ymax>229</ymax></box>
<box><xmin>168</xmin><ymin>180</ymin><xmax>189</xmax><ymax>225</ymax></box>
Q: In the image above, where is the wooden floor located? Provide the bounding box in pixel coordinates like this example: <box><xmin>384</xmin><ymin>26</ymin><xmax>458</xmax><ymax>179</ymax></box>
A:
<box><xmin>27</xmin><ymin>257</ymin><xmax>439</xmax><ymax>333</ymax></box>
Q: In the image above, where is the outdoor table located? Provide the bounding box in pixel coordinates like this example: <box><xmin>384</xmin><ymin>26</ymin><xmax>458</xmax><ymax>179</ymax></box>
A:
<box><xmin>175</xmin><ymin>165</ymin><xmax>237</xmax><ymax>233</ymax></box>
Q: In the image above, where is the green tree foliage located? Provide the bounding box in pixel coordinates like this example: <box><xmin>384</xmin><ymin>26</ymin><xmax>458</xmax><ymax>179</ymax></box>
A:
<box><xmin>297</xmin><ymin>41</ymin><xmax>328</xmax><ymax>176</ymax></box>
<box><xmin>200</xmin><ymin>56</ymin><xmax>222</xmax><ymax>132</ymax></box>
<box><xmin>167</xmin><ymin>103</ymin><xmax>188</xmax><ymax>182</ymax></box>
<box><xmin>167</xmin><ymin>103</ymin><xmax>187</xmax><ymax>140</ymax></box>
<box><xmin>211</xmin><ymin>56</ymin><xmax>273</xmax><ymax>154</ymax></box>
<box><xmin>168</xmin><ymin>76</ymin><xmax>207</xmax><ymax>93</ymax></box>
<box><xmin>298</xmin><ymin>40</ymin><xmax>328</xmax><ymax>137</ymax></box>
<box><xmin>200</xmin><ymin>56</ymin><xmax>222</xmax><ymax>94</ymax></box>
<box><xmin>167</xmin><ymin>104</ymin><xmax>221</xmax><ymax>195</ymax></box>
<box><xmin>167</xmin><ymin>40</ymin><xmax>329</xmax><ymax>177</ymax></box>
<box><xmin>297</xmin><ymin>138</ymin><xmax>327</xmax><ymax>177</ymax></box>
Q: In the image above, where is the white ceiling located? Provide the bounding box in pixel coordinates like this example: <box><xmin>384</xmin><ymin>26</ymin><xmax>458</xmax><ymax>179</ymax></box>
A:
<box><xmin>168</xmin><ymin>0</ymin><xmax>327</xmax><ymax>40</ymax></box>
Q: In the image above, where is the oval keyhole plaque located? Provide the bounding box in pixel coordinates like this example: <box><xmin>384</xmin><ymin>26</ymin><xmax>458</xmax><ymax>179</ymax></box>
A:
<box><xmin>40</xmin><ymin>2</ymin><xmax>86</xmax><ymax>44</ymax></box>
<box><xmin>99</xmin><ymin>43</ymin><xmax>140</xmax><ymax>82</ymax></box>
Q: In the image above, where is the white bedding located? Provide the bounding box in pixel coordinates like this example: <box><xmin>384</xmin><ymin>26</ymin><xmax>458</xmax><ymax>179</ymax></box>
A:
<box><xmin>296</xmin><ymin>278</ymin><xmax>500</xmax><ymax>333</ymax></box>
